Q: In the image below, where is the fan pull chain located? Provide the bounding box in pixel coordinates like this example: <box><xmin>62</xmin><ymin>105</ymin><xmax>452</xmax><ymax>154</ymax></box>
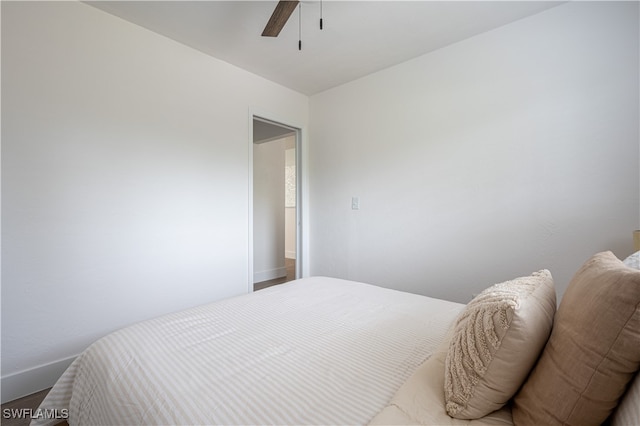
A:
<box><xmin>320</xmin><ymin>0</ymin><xmax>323</xmax><ymax>30</ymax></box>
<box><xmin>298</xmin><ymin>2</ymin><xmax>302</xmax><ymax>50</ymax></box>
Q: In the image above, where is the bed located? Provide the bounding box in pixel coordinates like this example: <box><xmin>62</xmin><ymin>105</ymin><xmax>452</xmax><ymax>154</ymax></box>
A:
<box><xmin>31</xmin><ymin>276</ymin><xmax>466</xmax><ymax>426</ymax></box>
<box><xmin>31</xmin><ymin>252</ymin><xmax>640</xmax><ymax>426</ymax></box>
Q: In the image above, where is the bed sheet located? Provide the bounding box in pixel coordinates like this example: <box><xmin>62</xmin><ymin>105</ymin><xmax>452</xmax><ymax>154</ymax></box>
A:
<box><xmin>32</xmin><ymin>277</ymin><xmax>464</xmax><ymax>426</ymax></box>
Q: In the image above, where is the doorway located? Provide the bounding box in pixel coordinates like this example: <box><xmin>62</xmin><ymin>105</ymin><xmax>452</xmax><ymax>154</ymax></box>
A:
<box><xmin>251</xmin><ymin>116</ymin><xmax>300</xmax><ymax>291</ymax></box>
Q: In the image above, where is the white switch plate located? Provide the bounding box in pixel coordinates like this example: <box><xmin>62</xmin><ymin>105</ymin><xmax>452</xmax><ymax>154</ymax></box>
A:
<box><xmin>351</xmin><ymin>196</ymin><xmax>360</xmax><ymax>210</ymax></box>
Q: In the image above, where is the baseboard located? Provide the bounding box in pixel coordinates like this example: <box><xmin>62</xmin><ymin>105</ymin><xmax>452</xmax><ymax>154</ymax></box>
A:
<box><xmin>1</xmin><ymin>356</ymin><xmax>77</xmax><ymax>404</ymax></box>
<box><xmin>285</xmin><ymin>251</ymin><xmax>296</xmax><ymax>260</ymax></box>
<box><xmin>254</xmin><ymin>266</ymin><xmax>287</xmax><ymax>283</ymax></box>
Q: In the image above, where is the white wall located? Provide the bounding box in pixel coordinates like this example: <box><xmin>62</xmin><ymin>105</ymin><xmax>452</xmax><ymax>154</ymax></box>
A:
<box><xmin>310</xmin><ymin>2</ymin><xmax>639</xmax><ymax>303</ymax></box>
<box><xmin>253</xmin><ymin>138</ymin><xmax>286</xmax><ymax>282</ymax></box>
<box><xmin>1</xmin><ymin>1</ymin><xmax>308</xmax><ymax>401</ymax></box>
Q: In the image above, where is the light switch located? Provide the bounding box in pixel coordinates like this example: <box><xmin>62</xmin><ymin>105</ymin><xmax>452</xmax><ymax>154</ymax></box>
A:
<box><xmin>351</xmin><ymin>196</ymin><xmax>360</xmax><ymax>210</ymax></box>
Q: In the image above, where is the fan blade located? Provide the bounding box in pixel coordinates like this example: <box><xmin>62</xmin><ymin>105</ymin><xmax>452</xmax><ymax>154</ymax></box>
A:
<box><xmin>262</xmin><ymin>1</ymin><xmax>300</xmax><ymax>37</ymax></box>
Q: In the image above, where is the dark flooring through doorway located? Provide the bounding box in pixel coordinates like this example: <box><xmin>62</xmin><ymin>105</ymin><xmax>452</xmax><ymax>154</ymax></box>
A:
<box><xmin>254</xmin><ymin>258</ymin><xmax>296</xmax><ymax>291</ymax></box>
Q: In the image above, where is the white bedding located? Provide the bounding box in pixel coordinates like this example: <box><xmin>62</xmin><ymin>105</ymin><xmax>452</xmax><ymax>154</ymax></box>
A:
<box><xmin>369</xmin><ymin>327</ymin><xmax>513</xmax><ymax>426</ymax></box>
<box><xmin>32</xmin><ymin>277</ymin><xmax>465</xmax><ymax>426</ymax></box>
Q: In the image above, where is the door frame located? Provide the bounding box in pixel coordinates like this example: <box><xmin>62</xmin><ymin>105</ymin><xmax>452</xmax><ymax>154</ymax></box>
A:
<box><xmin>248</xmin><ymin>110</ymin><xmax>306</xmax><ymax>292</ymax></box>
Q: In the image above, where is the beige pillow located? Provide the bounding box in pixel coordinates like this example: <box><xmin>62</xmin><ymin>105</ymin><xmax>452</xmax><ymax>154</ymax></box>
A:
<box><xmin>444</xmin><ymin>270</ymin><xmax>556</xmax><ymax>419</ymax></box>
<box><xmin>512</xmin><ymin>251</ymin><xmax>640</xmax><ymax>425</ymax></box>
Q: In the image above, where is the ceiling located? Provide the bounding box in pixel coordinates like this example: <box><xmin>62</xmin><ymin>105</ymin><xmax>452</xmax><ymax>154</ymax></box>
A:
<box><xmin>253</xmin><ymin>118</ymin><xmax>295</xmax><ymax>143</ymax></box>
<box><xmin>87</xmin><ymin>1</ymin><xmax>563</xmax><ymax>96</ymax></box>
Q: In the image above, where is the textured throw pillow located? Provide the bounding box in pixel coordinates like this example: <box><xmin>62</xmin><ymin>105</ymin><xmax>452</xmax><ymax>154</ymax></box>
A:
<box><xmin>444</xmin><ymin>270</ymin><xmax>556</xmax><ymax>419</ymax></box>
<box><xmin>512</xmin><ymin>251</ymin><xmax>640</xmax><ymax>426</ymax></box>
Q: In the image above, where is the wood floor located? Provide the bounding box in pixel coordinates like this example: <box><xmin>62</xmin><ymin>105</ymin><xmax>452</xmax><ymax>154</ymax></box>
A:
<box><xmin>3</xmin><ymin>261</ymin><xmax>296</xmax><ymax>425</ymax></box>
<box><xmin>254</xmin><ymin>257</ymin><xmax>296</xmax><ymax>291</ymax></box>
<box><xmin>1</xmin><ymin>388</ymin><xmax>67</xmax><ymax>426</ymax></box>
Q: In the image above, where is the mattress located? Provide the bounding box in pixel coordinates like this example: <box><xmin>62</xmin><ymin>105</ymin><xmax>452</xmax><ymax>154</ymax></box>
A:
<box><xmin>31</xmin><ymin>277</ymin><xmax>465</xmax><ymax>426</ymax></box>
